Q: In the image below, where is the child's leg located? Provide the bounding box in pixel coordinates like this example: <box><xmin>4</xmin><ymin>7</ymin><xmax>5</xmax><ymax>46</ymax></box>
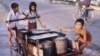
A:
<box><xmin>8</xmin><ymin>30</ymin><xmax>13</xmax><ymax>47</ymax></box>
<box><xmin>75</xmin><ymin>42</ymin><xmax>79</xmax><ymax>52</ymax></box>
<box><xmin>72</xmin><ymin>41</ymin><xmax>80</xmax><ymax>52</ymax></box>
<box><xmin>72</xmin><ymin>41</ymin><xmax>77</xmax><ymax>51</ymax></box>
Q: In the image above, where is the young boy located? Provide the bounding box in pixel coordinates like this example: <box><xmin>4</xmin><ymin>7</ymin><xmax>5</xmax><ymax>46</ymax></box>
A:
<box><xmin>60</xmin><ymin>19</ymin><xmax>92</xmax><ymax>52</ymax></box>
<box><xmin>6</xmin><ymin>3</ymin><xmax>23</xmax><ymax>47</ymax></box>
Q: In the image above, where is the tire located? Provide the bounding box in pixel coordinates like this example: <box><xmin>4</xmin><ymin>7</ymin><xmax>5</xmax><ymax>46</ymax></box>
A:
<box><xmin>73</xmin><ymin>8</ymin><xmax>83</xmax><ymax>21</ymax></box>
<box><xmin>84</xmin><ymin>11</ymin><xmax>94</xmax><ymax>24</ymax></box>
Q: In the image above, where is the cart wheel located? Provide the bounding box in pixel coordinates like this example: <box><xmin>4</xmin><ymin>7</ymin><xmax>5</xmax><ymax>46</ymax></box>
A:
<box><xmin>17</xmin><ymin>44</ymin><xmax>28</xmax><ymax>56</ymax></box>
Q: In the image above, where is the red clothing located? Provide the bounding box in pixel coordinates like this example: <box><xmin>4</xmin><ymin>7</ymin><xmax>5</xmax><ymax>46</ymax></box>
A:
<box><xmin>83</xmin><ymin>0</ymin><xmax>91</xmax><ymax>7</ymax></box>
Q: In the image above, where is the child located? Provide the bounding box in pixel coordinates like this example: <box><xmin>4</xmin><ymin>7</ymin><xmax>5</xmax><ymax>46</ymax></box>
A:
<box><xmin>6</xmin><ymin>3</ymin><xmax>27</xmax><ymax>47</ymax></box>
<box><xmin>23</xmin><ymin>1</ymin><xmax>45</xmax><ymax>31</ymax></box>
<box><xmin>60</xmin><ymin>19</ymin><xmax>92</xmax><ymax>52</ymax></box>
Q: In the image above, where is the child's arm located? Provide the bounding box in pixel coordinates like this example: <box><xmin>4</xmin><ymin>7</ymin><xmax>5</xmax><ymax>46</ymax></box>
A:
<box><xmin>37</xmin><ymin>16</ymin><xmax>46</xmax><ymax>28</ymax></box>
<box><xmin>60</xmin><ymin>28</ymin><xmax>75</xmax><ymax>32</ymax></box>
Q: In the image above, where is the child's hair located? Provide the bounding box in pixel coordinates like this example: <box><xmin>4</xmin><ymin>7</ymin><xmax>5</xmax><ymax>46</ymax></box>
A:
<box><xmin>29</xmin><ymin>1</ymin><xmax>37</xmax><ymax>14</ymax></box>
<box><xmin>11</xmin><ymin>3</ymin><xmax>19</xmax><ymax>9</ymax></box>
<box><xmin>75</xmin><ymin>18</ymin><xmax>84</xmax><ymax>26</ymax></box>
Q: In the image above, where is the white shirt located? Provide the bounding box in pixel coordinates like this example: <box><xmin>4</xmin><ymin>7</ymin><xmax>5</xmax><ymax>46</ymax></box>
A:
<box><xmin>24</xmin><ymin>10</ymin><xmax>38</xmax><ymax>23</ymax></box>
<box><xmin>6</xmin><ymin>10</ymin><xmax>27</xmax><ymax>29</ymax></box>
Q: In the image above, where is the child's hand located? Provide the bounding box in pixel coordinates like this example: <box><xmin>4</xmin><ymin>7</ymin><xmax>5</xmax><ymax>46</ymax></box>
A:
<box><xmin>58</xmin><ymin>25</ymin><xmax>64</xmax><ymax>31</ymax></box>
<box><xmin>26</xmin><ymin>16</ymin><xmax>31</xmax><ymax>19</ymax></box>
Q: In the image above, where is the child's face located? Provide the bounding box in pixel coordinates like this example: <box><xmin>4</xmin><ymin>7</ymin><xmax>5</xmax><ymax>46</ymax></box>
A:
<box><xmin>75</xmin><ymin>22</ymin><xmax>83</xmax><ymax>29</ymax></box>
<box><xmin>31</xmin><ymin>6</ymin><xmax>35</xmax><ymax>11</ymax></box>
<box><xmin>13</xmin><ymin>7</ymin><xmax>19</xmax><ymax>12</ymax></box>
